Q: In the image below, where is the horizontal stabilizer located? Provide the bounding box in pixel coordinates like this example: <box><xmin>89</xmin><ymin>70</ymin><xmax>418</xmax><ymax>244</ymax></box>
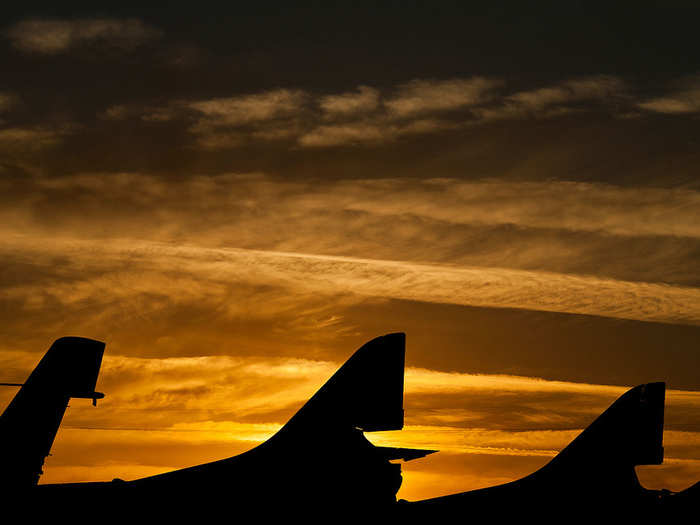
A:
<box><xmin>375</xmin><ymin>447</ymin><xmax>438</xmax><ymax>461</ymax></box>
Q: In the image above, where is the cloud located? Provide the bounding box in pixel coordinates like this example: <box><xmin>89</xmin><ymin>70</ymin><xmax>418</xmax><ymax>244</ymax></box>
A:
<box><xmin>639</xmin><ymin>81</ymin><xmax>700</xmax><ymax>114</ymax></box>
<box><xmin>99</xmin><ymin>104</ymin><xmax>178</xmax><ymax>122</ymax></box>
<box><xmin>1</xmin><ymin>173</ymin><xmax>699</xmax><ymax>291</ymax></box>
<box><xmin>476</xmin><ymin>76</ymin><xmax>626</xmax><ymax>120</ymax></box>
<box><xmin>404</xmin><ymin>368</ymin><xmax>626</xmax><ymax>396</ymax></box>
<box><xmin>188</xmin><ymin>89</ymin><xmax>306</xmax><ymax>127</ymax></box>
<box><xmin>385</xmin><ymin>77</ymin><xmax>500</xmax><ymax>117</ymax></box>
<box><xmin>117</xmin><ymin>77</ymin><xmax>493</xmax><ymax>148</ymax></box>
<box><xmin>122</xmin><ymin>75</ymin><xmax>634</xmax><ymax>149</ymax></box>
<box><xmin>326</xmin><ymin>178</ymin><xmax>700</xmax><ymax>239</ymax></box>
<box><xmin>4</xmin><ymin>18</ymin><xmax>162</xmax><ymax>54</ymax></box>
<box><xmin>298</xmin><ymin>122</ymin><xmax>386</xmax><ymax>147</ymax></box>
<box><xmin>319</xmin><ymin>86</ymin><xmax>380</xmax><ymax>117</ymax></box>
<box><xmin>184</xmin><ymin>89</ymin><xmax>307</xmax><ymax>148</ymax></box>
<box><xmin>1</xmin><ymin>235</ymin><xmax>699</xmax><ymax>326</ymax></box>
<box><xmin>639</xmin><ymin>94</ymin><xmax>700</xmax><ymax>114</ymax></box>
<box><xmin>102</xmin><ymin>74</ymin><xmax>700</xmax><ymax>149</ymax></box>
<box><xmin>99</xmin><ymin>104</ymin><xmax>131</xmax><ymax>120</ymax></box>
<box><xmin>298</xmin><ymin>118</ymin><xmax>453</xmax><ymax>147</ymax></box>
<box><xmin>14</xmin><ymin>172</ymin><xmax>699</xmax><ymax>240</ymax></box>
<box><xmin>516</xmin><ymin>76</ymin><xmax>624</xmax><ymax>108</ymax></box>
<box><xmin>0</xmin><ymin>126</ymin><xmax>68</xmax><ymax>151</ymax></box>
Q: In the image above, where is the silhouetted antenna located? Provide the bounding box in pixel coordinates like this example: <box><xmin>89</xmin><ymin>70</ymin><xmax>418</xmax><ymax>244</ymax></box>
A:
<box><xmin>0</xmin><ymin>383</ymin><xmax>24</xmax><ymax>387</ymax></box>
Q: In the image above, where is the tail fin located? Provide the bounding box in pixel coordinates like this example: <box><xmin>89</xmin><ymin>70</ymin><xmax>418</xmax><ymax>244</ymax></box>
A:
<box><xmin>0</xmin><ymin>337</ymin><xmax>106</xmax><ymax>489</ymax></box>
<box><xmin>129</xmin><ymin>333</ymin><xmax>428</xmax><ymax>507</ymax></box>
<box><xmin>532</xmin><ymin>382</ymin><xmax>665</xmax><ymax>495</ymax></box>
<box><xmin>266</xmin><ymin>332</ymin><xmax>407</xmax><ymax>505</ymax></box>
<box><xmin>280</xmin><ymin>332</ymin><xmax>405</xmax><ymax>435</ymax></box>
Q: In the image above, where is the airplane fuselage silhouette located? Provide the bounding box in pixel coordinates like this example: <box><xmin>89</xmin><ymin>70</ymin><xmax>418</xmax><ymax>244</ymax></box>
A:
<box><xmin>1</xmin><ymin>333</ymin><xmax>696</xmax><ymax>518</ymax></box>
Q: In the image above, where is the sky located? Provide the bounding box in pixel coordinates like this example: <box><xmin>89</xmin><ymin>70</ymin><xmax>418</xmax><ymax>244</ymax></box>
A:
<box><xmin>0</xmin><ymin>2</ymin><xmax>699</xmax><ymax>500</ymax></box>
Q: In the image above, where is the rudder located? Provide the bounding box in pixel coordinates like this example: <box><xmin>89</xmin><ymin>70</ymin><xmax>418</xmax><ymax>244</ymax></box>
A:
<box><xmin>531</xmin><ymin>382</ymin><xmax>665</xmax><ymax>499</ymax></box>
<box><xmin>0</xmin><ymin>337</ymin><xmax>106</xmax><ymax>489</ymax></box>
<box><xmin>280</xmin><ymin>332</ymin><xmax>406</xmax><ymax>434</ymax></box>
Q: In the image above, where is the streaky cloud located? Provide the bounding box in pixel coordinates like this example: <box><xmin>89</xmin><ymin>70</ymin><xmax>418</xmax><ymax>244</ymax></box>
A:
<box><xmin>385</xmin><ymin>77</ymin><xmax>501</xmax><ymax>117</ymax></box>
<box><xmin>1</xmin><ymin>235</ymin><xmax>699</xmax><ymax>325</ymax></box>
<box><xmin>4</xmin><ymin>18</ymin><xmax>162</xmax><ymax>54</ymax></box>
<box><xmin>319</xmin><ymin>86</ymin><xmax>380</xmax><ymax>117</ymax></box>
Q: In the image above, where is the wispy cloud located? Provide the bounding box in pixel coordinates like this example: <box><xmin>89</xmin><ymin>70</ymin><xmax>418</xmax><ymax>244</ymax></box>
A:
<box><xmin>385</xmin><ymin>77</ymin><xmax>500</xmax><ymax>117</ymax></box>
<box><xmin>11</xmin><ymin>173</ymin><xmax>699</xmax><ymax>238</ymax></box>
<box><xmin>298</xmin><ymin>118</ymin><xmax>453</xmax><ymax>147</ymax></box>
<box><xmin>319</xmin><ymin>86</ymin><xmax>380</xmax><ymax>117</ymax></box>
<box><xmin>109</xmin><ymin>74</ymin><xmax>645</xmax><ymax>149</ymax></box>
<box><xmin>476</xmin><ymin>76</ymin><xmax>626</xmax><ymax>120</ymax></box>
<box><xmin>298</xmin><ymin>121</ymin><xmax>387</xmax><ymax>147</ymax></box>
<box><xmin>297</xmin><ymin>77</ymin><xmax>499</xmax><ymax>147</ymax></box>
<box><xmin>1</xmin><ymin>236</ymin><xmax>699</xmax><ymax>326</ymax></box>
<box><xmin>638</xmin><ymin>78</ymin><xmax>700</xmax><ymax>114</ymax></box>
<box><xmin>91</xmin><ymin>74</ymin><xmax>700</xmax><ymax>150</ymax></box>
<box><xmin>182</xmin><ymin>89</ymin><xmax>306</xmax><ymax>148</ymax></box>
<box><xmin>4</xmin><ymin>18</ymin><xmax>162</xmax><ymax>54</ymax></box>
<box><xmin>1</xmin><ymin>173</ymin><xmax>698</xmax><ymax>291</ymax></box>
<box><xmin>0</xmin><ymin>126</ymin><xmax>68</xmax><ymax>151</ymax></box>
<box><xmin>328</xmin><ymin>178</ymin><xmax>700</xmax><ymax>239</ymax></box>
<box><xmin>188</xmin><ymin>89</ymin><xmax>306</xmax><ymax>127</ymax></box>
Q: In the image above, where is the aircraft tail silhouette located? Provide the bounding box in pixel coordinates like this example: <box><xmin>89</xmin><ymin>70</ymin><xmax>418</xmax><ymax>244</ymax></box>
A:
<box><xmin>279</xmin><ymin>332</ymin><xmax>406</xmax><ymax>435</ymax></box>
<box><xmin>257</xmin><ymin>332</ymin><xmax>414</xmax><ymax>505</ymax></box>
<box><xmin>493</xmin><ymin>381</ymin><xmax>667</xmax><ymax>514</ymax></box>
<box><xmin>414</xmin><ymin>382</ymin><xmax>666</xmax><ymax>512</ymax></box>
<box><xmin>535</xmin><ymin>381</ymin><xmax>665</xmax><ymax>493</ymax></box>
<box><xmin>0</xmin><ymin>337</ymin><xmax>105</xmax><ymax>489</ymax></box>
<box><xmin>105</xmin><ymin>332</ymin><xmax>420</xmax><ymax>511</ymax></box>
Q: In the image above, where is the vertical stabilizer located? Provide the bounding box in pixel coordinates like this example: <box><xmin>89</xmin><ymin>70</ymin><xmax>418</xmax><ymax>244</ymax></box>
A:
<box><xmin>0</xmin><ymin>337</ymin><xmax>105</xmax><ymax>489</ymax></box>
<box><xmin>129</xmin><ymin>333</ymin><xmax>408</xmax><ymax>507</ymax></box>
<box><xmin>280</xmin><ymin>332</ymin><xmax>406</xmax><ymax>434</ymax></box>
<box><xmin>414</xmin><ymin>381</ymin><xmax>666</xmax><ymax>511</ymax></box>
<box><xmin>532</xmin><ymin>382</ymin><xmax>665</xmax><ymax>496</ymax></box>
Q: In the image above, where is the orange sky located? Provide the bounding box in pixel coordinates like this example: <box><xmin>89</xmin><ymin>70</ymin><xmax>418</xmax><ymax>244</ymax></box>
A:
<box><xmin>1</xmin><ymin>321</ymin><xmax>699</xmax><ymax>500</ymax></box>
<box><xmin>1</xmin><ymin>4</ymin><xmax>700</xmax><ymax>502</ymax></box>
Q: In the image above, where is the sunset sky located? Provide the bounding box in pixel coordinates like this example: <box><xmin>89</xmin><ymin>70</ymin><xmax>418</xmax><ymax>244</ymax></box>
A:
<box><xmin>1</xmin><ymin>3</ymin><xmax>699</xmax><ymax>501</ymax></box>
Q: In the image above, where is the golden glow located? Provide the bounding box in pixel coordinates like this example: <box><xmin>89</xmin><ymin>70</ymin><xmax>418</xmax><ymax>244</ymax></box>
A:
<box><xmin>1</xmin><ymin>5</ymin><xmax>699</xmax><ymax>506</ymax></box>
<box><xmin>3</xmin><ymin>350</ymin><xmax>698</xmax><ymax>500</ymax></box>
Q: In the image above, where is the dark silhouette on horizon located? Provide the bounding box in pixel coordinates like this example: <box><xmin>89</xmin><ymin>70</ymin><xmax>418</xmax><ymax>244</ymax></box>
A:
<box><xmin>19</xmin><ymin>333</ymin><xmax>435</xmax><ymax>515</ymax></box>
<box><xmin>0</xmin><ymin>337</ymin><xmax>104</xmax><ymax>491</ymax></box>
<box><xmin>403</xmin><ymin>381</ymin><xmax>685</xmax><ymax>518</ymax></box>
<box><xmin>1</xmin><ymin>333</ymin><xmax>696</xmax><ymax>518</ymax></box>
<box><xmin>403</xmin><ymin>380</ymin><xmax>698</xmax><ymax>519</ymax></box>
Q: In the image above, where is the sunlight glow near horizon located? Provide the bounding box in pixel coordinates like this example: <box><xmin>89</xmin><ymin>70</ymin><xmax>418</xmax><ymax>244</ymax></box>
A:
<box><xmin>3</xmin><ymin>353</ymin><xmax>698</xmax><ymax>500</ymax></box>
<box><xmin>1</xmin><ymin>6</ymin><xmax>699</xmax><ymax>499</ymax></box>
